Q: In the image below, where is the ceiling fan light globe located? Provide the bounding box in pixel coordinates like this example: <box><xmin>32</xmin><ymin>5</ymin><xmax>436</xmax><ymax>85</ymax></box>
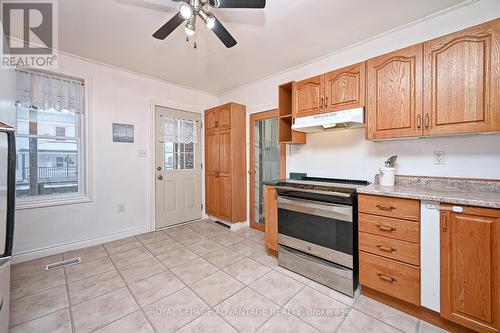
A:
<box><xmin>206</xmin><ymin>15</ymin><xmax>216</xmax><ymax>29</ymax></box>
<box><xmin>179</xmin><ymin>3</ymin><xmax>193</xmax><ymax>20</ymax></box>
<box><xmin>185</xmin><ymin>24</ymin><xmax>196</xmax><ymax>36</ymax></box>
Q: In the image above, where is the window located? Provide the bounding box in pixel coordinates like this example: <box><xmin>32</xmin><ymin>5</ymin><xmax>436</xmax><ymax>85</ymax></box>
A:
<box><xmin>164</xmin><ymin>142</ymin><xmax>194</xmax><ymax>170</ymax></box>
<box><xmin>15</xmin><ymin>69</ymin><xmax>85</xmax><ymax>202</ymax></box>
<box><xmin>161</xmin><ymin>117</ymin><xmax>197</xmax><ymax>171</ymax></box>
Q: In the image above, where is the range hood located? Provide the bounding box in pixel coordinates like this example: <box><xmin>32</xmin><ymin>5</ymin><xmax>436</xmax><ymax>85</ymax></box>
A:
<box><xmin>291</xmin><ymin>107</ymin><xmax>364</xmax><ymax>133</ymax></box>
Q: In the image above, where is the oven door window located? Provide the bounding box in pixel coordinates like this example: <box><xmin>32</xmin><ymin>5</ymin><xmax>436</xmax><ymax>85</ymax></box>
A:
<box><xmin>278</xmin><ymin>206</ymin><xmax>353</xmax><ymax>256</ymax></box>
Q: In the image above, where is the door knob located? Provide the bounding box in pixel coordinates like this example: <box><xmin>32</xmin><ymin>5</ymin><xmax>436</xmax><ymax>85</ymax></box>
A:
<box><xmin>157</xmin><ymin>166</ymin><xmax>162</xmax><ymax>171</ymax></box>
<box><xmin>157</xmin><ymin>175</ymin><xmax>163</xmax><ymax>180</ymax></box>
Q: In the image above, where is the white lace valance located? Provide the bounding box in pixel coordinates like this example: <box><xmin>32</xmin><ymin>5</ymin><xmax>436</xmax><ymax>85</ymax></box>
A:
<box><xmin>160</xmin><ymin>117</ymin><xmax>198</xmax><ymax>144</ymax></box>
<box><xmin>16</xmin><ymin>69</ymin><xmax>84</xmax><ymax>113</ymax></box>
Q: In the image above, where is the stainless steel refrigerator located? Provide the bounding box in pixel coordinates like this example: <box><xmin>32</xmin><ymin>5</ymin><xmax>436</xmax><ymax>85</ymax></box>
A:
<box><xmin>0</xmin><ymin>122</ymin><xmax>15</xmax><ymax>331</ymax></box>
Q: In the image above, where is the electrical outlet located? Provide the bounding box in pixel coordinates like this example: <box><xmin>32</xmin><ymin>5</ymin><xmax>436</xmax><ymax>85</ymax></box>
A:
<box><xmin>433</xmin><ymin>151</ymin><xmax>445</xmax><ymax>165</ymax></box>
<box><xmin>117</xmin><ymin>203</ymin><xmax>126</xmax><ymax>214</ymax></box>
<box><xmin>137</xmin><ymin>149</ymin><xmax>147</xmax><ymax>158</ymax></box>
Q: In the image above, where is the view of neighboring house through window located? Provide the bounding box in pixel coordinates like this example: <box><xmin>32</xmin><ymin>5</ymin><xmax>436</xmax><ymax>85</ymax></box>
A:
<box><xmin>15</xmin><ymin>69</ymin><xmax>85</xmax><ymax>199</ymax></box>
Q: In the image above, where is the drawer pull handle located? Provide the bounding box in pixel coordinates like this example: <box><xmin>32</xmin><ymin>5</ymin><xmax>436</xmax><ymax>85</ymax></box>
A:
<box><xmin>376</xmin><ymin>204</ymin><xmax>395</xmax><ymax>211</ymax></box>
<box><xmin>377</xmin><ymin>273</ymin><xmax>397</xmax><ymax>283</ymax></box>
<box><xmin>376</xmin><ymin>245</ymin><xmax>396</xmax><ymax>253</ymax></box>
<box><xmin>376</xmin><ymin>225</ymin><xmax>395</xmax><ymax>232</ymax></box>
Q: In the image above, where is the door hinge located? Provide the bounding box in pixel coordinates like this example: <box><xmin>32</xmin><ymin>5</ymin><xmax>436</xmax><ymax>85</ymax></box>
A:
<box><xmin>200</xmin><ymin>122</ymin><xmax>203</xmax><ymax>129</ymax></box>
<box><xmin>201</xmin><ymin>204</ymin><xmax>204</xmax><ymax>210</ymax></box>
<box><xmin>201</xmin><ymin>163</ymin><xmax>203</xmax><ymax>169</ymax></box>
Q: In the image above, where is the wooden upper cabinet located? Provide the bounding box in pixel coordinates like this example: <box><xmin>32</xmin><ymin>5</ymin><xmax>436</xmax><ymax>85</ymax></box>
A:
<box><xmin>424</xmin><ymin>19</ymin><xmax>500</xmax><ymax>136</ymax></box>
<box><xmin>324</xmin><ymin>62</ymin><xmax>366</xmax><ymax>113</ymax></box>
<box><xmin>205</xmin><ymin>131</ymin><xmax>219</xmax><ymax>173</ymax></box>
<box><xmin>205</xmin><ymin>108</ymin><xmax>218</xmax><ymax>131</ymax></box>
<box><xmin>440</xmin><ymin>205</ymin><xmax>500</xmax><ymax>333</ymax></box>
<box><xmin>293</xmin><ymin>75</ymin><xmax>324</xmax><ymax>118</ymax></box>
<box><xmin>366</xmin><ymin>44</ymin><xmax>423</xmax><ymax>140</ymax></box>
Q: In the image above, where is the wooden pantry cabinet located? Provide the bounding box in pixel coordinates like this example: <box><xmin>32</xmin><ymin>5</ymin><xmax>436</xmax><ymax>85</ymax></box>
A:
<box><xmin>204</xmin><ymin>103</ymin><xmax>246</xmax><ymax>223</ymax></box>
<box><xmin>293</xmin><ymin>62</ymin><xmax>366</xmax><ymax>118</ymax></box>
<box><xmin>367</xmin><ymin>19</ymin><xmax>500</xmax><ymax>140</ymax></box>
<box><xmin>440</xmin><ymin>204</ymin><xmax>500</xmax><ymax>333</ymax></box>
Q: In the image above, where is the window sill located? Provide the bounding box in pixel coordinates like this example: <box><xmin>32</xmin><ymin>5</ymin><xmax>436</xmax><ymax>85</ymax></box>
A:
<box><xmin>15</xmin><ymin>194</ymin><xmax>92</xmax><ymax>210</ymax></box>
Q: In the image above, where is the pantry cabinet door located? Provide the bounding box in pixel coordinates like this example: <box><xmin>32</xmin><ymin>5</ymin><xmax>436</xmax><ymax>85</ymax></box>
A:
<box><xmin>205</xmin><ymin>172</ymin><xmax>218</xmax><ymax>216</ymax></box>
<box><xmin>205</xmin><ymin>131</ymin><xmax>219</xmax><ymax>173</ymax></box>
<box><xmin>423</xmin><ymin>20</ymin><xmax>500</xmax><ymax>136</ymax></box>
<box><xmin>324</xmin><ymin>62</ymin><xmax>366</xmax><ymax>113</ymax></box>
<box><xmin>205</xmin><ymin>108</ymin><xmax>218</xmax><ymax>131</ymax></box>
<box><xmin>293</xmin><ymin>75</ymin><xmax>324</xmax><ymax>118</ymax></box>
<box><xmin>366</xmin><ymin>44</ymin><xmax>424</xmax><ymax>139</ymax></box>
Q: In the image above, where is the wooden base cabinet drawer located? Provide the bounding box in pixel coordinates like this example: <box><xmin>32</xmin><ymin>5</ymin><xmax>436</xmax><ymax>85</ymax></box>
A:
<box><xmin>359</xmin><ymin>213</ymin><xmax>420</xmax><ymax>243</ymax></box>
<box><xmin>359</xmin><ymin>194</ymin><xmax>420</xmax><ymax>221</ymax></box>
<box><xmin>360</xmin><ymin>252</ymin><xmax>420</xmax><ymax>305</ymax></box>
<box><xmin>359</xmin><ymin>232</ymin><xmax>420</xmax><ymax>266</ymax></box>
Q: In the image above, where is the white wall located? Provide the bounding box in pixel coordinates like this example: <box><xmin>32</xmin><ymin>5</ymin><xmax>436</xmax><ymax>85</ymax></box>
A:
<box><xmin>12</xmin><ymin>52</ymin><xmax>218</xmax><ymax>262</ymax></box>
<box><xmin>218</xmin><ymin>0</ymin><xmax>500</xmax><ymax>220</ymax></box>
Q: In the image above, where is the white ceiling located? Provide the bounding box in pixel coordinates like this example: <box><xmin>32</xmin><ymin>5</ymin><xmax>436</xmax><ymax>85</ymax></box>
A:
<box><xmin>57</xmin><ymin>0</ymin><xmax>465</xmax><ymax>95</ymax></box>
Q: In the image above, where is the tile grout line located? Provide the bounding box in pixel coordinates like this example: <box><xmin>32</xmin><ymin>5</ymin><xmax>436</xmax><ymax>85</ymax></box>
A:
<box><xmin>62</xmin><ymin>265</ymin><xmax>77</xmax><ymax>333</ymax></box>
<box><xmin>101</xmin><ymin>239</ymin><xmax>161</xmax><ymax>333</ymax></box>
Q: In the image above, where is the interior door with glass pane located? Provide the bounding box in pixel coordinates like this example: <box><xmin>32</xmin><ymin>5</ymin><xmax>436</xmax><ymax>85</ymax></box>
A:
<box><xmin>250</xmin><ymin>110</ymin><xmax>281</xmax><ymax>231</ymax></box>
<box><xmin>155</xmin><ymin>106</ymin><xmax>201</xmax><ymax>228</ymax></box>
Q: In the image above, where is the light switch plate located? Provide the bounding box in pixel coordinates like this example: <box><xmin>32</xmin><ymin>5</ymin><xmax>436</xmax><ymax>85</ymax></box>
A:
<box><xmin>433</xmin><ymin>151</ymin><xmax>445</xmax><ymax>165</ymax></box>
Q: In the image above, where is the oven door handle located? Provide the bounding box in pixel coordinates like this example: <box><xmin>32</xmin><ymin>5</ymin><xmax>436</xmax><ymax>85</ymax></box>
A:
<box><xmin>277</xmin><ymin>196</ymin><xmax>353</xmax><ymax>222</ymax></box>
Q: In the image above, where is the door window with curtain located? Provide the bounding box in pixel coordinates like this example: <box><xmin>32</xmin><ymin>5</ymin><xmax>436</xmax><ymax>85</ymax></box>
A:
<box><xmin>160</xmin><ymin>117</ymin><xmax>197</xmax><ymax>170</ymax></box>
<box><xmin>15</xmin><ymin>69</ymin><xmax>85</xmax><ymax>199</ymax></box>
<box><xmin>251</xmin><ymin>114</ymin><xmax>280</xmax><ymax>229</ymax></box>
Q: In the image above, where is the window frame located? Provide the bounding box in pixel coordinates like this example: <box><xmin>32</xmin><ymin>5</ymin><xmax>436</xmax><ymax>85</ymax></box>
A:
<box><xmin>15</xmin><ymin>69</ymin><xmax>93</xmax><ymax>210</ymax></box>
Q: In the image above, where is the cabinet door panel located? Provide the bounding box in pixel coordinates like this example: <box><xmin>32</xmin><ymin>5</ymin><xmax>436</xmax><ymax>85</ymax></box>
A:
<box><xmin>205</xmin><ymin>173</ymin><xmax>218</xmax><ymax>216</ymax></box>
<box><xmin>441</xmin><ymin>206</ymin><xmax>500</xmax><ymax>332</ymax></box>
<box><xmin>264</xmin><ymin>185</ymin><xmax>278</xmax><ymax>254</ymax></box>
<box><xmin>218</xmin><ymin>129</ymin><xmax>232</xmax><ymax>174</ymax></box>
<box><xmin>424</xmin><ymin>20</ymin><xmax>500</xmax><ymax>135</ymax></box>
<box><xmin>205</xmin><ymin>131</ymin><xmax>219</xmax><ymax>173</ymax></box>
<box><xmin>367</xmin><ymin>44</ymin><xmax>423</xmax><ymax>139</ymax></box>
<box><xmin>324</xmin><ymin>62</ymin><xmax>365</xmax><ymax>113</ymax></box>
<box><xmin>205</xmin><ymin>108</ymin><xmax>218</xmax><ymax>130</ymax></box>
<box><xmin>218</xmin><ymin>174</ymin><xmax>232</xmax><ymax>220</ymax></box>
<box><xmin>294</xmin><ymin>75</ymin><xmax>323</xmax><ymax>118</ymax></box>
<box><xmin>218</xmin><ymin>104</ymin><xmax>232</xmax><ymax>129</ymax></box>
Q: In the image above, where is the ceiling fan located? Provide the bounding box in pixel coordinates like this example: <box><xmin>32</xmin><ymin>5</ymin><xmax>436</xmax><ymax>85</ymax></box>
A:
<box><xmin>152</xmin><ymin>0</ymin><xmax>266</xmax><ymax>48</ymax></box>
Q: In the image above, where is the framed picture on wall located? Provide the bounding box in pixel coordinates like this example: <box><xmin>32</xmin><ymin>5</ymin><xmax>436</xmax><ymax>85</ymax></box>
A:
<box><xmin>112</xmin><ymin>123</ymin><xmax>134</xmax><ymax>143</ymax></box>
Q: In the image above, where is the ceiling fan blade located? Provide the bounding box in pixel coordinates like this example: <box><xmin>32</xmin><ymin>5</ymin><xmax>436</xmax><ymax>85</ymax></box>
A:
<box><xmin>152</xmin><ymin>12</ymin><xmax>185</xmax><ymax>40</ymax></box>
<box><xmin>211</xmin><ymin>17</ymin><xmax>237</xmax><ymax>48</ymax></box>
<box><xmin>208</xmin><ymin>0</ymin><xmax>266</xmax><ymax>9</ymax></box>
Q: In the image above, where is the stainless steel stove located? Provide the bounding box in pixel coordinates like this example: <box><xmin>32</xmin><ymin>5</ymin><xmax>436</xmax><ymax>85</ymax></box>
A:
<box><xmin>275</xmin><ymin>177</ymin><xmax>369</xmax><ymax>297</ymax></box>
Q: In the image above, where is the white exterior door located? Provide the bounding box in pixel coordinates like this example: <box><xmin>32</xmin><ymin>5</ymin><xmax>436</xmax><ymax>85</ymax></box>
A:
<box><xmin>155</xmin><ymin>106</ymin><xmax>201</xmax><ymax>228</ymax></box>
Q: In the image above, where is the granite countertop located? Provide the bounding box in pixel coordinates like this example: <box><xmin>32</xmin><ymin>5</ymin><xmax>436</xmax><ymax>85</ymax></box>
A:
<box><xmin>357</xmin><ymin>176</ymin><xmax>500</xmax><ymax>209</ymax></box>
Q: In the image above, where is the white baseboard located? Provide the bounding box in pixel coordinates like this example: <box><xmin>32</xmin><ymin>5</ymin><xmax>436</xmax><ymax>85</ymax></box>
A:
<box><xmin>207</xmin><ymin>216</ymin><xmax>249</xmax><ymax>230</ymax></box>
<box><xmin>11</xmin><ymin>225</ymin><xmax>151</xmax><ymax>264</ymax></box>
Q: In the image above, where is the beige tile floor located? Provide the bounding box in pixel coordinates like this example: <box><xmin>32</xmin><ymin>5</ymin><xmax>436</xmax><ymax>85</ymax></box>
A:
<box><xmin>9</xmin><ymin>220</ymin><xmax>449</xmax><ymax>333</ymax></box>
